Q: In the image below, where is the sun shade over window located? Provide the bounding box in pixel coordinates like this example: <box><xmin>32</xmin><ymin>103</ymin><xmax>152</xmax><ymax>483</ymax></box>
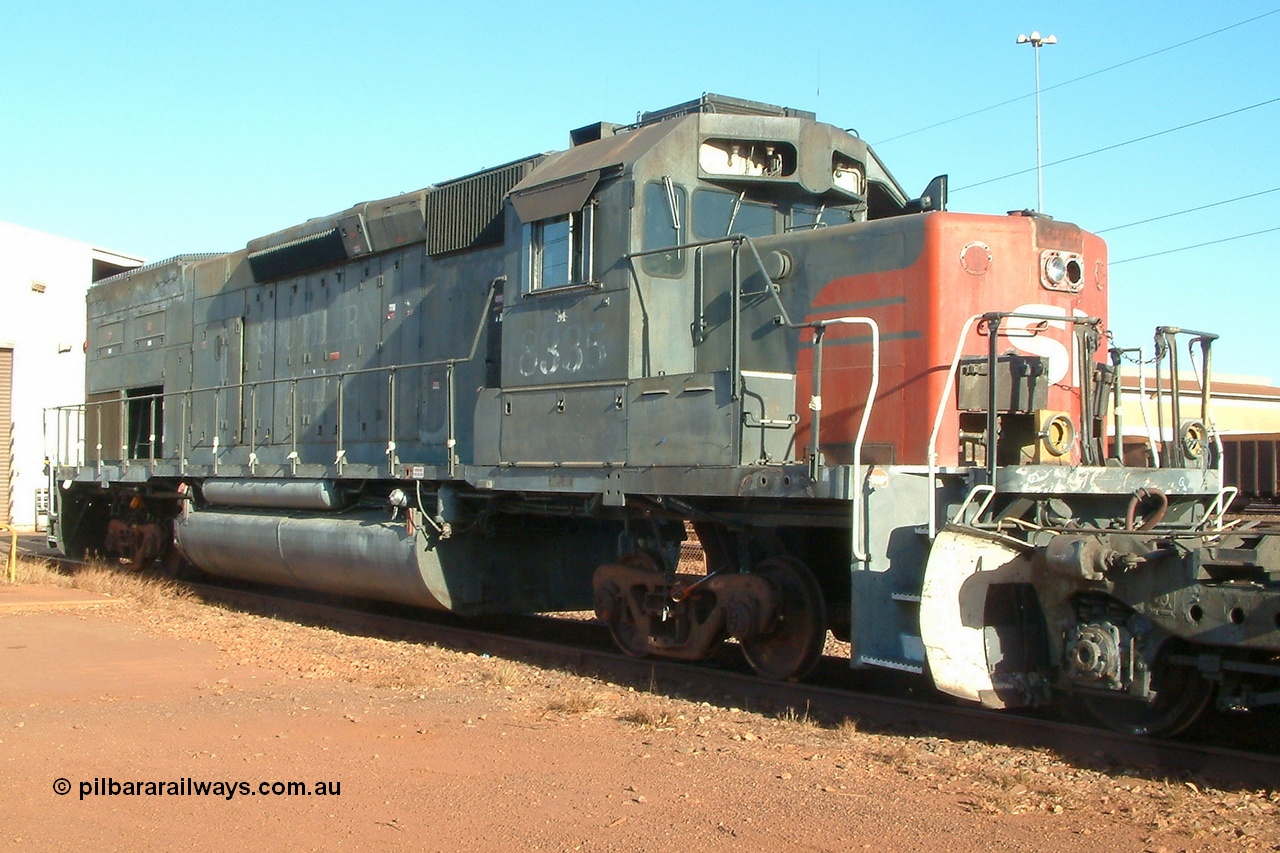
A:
<box><xmin>510</xmin><ymin>171</ymin><xmax>601</xmax><ymax>224</ymax></box>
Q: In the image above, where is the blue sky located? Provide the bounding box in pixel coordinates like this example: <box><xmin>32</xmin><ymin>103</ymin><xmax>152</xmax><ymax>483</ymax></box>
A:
<box><xmin>3</xmin><ymin>1</ymin><xmax>1276</xmax><ymax>378</ymax></box>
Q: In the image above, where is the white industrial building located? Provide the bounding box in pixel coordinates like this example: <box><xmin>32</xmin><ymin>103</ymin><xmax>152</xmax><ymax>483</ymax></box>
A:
<box><xmin>1</xmin><ymin>222</ymin><xmax>143</xmax><ymax>530</ymax></box>
<box><xmin>1115</xmin><ymin>369</ymin><xmax>1280</xmax><ymax>439</ymax></box>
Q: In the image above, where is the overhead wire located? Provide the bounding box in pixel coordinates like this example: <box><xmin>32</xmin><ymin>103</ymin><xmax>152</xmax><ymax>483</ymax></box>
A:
<box><xmin>1096</xmin><ymin>187</ymin><xmax>1280</xmax><ymax>233</ymax></box>
<box><xmin>867</xmin><ymin>10</ymin><xmax>1280</xmax><ymax>278</ymax></box>
<box><xmin>950</xmin><ymin>97</ymin><xmax>1280</xmax><ymax>193</ymax></box>
<box><xmin>1111</xmin><ymin>225</ymin><xmax>1280</xmax><ymax>265</ymax></box>
<box><xmin>873</xmin><ymin>8</ymin><xmax>1280</xmax><ymax>146</ymax></box>
<box><xmin>867</xmin><ymin>12</ymin><xmax>1280</xmax><ymax>267</ymax></box>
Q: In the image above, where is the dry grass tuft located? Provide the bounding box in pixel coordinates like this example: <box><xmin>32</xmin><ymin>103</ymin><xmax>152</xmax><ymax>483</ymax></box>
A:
<box><xmin>6</xmin><ymin>557</ymin><xmax>72</xmax><ymax>587</ymax></box>
<box><xmin>547</xmin><ymin>686</ymin><xmax>607</xmax><ymax>715</ymax></box>
<box><xmin>776</xmin><ymin>703</ymin><xmax>818</xmax><ymax>729</ymax></box>
<box><xmin>619</xmin><ymin>700</ymin><xmax>680</xmax><ymax>730</ymax></box>
<box><xmin>71</xmin><ymin>564</ymin><xmax>191</xmax><ymax>607</ymax></box>
<box><xmin>483</xmin><ymin>661</ymin><xmax>526</xmax><ymax>689</ymax></box>
<box><xmin>834</xmin><ymin>717</ymin><xmax>859</xmax><ymax>739</ymax></box>
<box><xmin>7</xmin><ymin>556</ymin><xmax>189</xmax><ymax>608</ymax></box>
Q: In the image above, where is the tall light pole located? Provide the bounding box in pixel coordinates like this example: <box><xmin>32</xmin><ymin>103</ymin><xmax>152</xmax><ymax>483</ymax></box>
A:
<box><xmin>1017</xmin><ymin>30</ymin><xmax>1056</xmax><ymax>212</ymax></box>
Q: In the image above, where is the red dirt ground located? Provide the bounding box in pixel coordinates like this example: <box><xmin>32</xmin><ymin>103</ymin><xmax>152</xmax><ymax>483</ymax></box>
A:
<box><xmin>1</xmin><ymin>573</ymin><xmax>1276</xmax><ymax>852</ymax></box>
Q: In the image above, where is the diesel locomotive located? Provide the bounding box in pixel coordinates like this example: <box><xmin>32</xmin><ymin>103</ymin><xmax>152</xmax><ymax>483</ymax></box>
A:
<box><xmin>48</xmin><ymin>94</ymin><xmax>1279</xmax><ymax>735</ymax></box>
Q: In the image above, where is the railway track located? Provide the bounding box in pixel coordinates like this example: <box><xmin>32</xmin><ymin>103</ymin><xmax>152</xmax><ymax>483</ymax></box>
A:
<box><xmin>186</xmin><ymin>577</ymin><xmax>1280</xmax><ymax>789</ymax></box>
<box><xmin>1231</xmin><ymin>504</ymin><xmax>1280</xmax><ymax>524</ymax></box>
<box><xmin>9</xmin><ymin>536</ymin><xmax>1278</xmax><ymax>788</ymax></box>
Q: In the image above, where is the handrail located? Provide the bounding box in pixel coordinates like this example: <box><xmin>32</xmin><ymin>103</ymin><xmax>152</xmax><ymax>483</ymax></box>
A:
<box><xmin>624</xmin><ymin>234</ymin><xmax>753</xmax><ymax>260</ymax></box>
<box><xmin>734</xmin><ymin>244</ymin><xmax>884</xmax><ymax>561</ymax></box>
<box><xmin>1135</xmin><ymin>353</ymin><xmax>1160</xmax><ymax>467</ymax></box>
<box><xmin>212</xmin><ymin>390</ymin><xmax>221</xmax><ymax>474</ymax></box>
<box><xmin>730</xmin><ymin>242</ymin><xmax>742</xmax><ymax>402</ymax></box>
<box><xmin>335</xmin><ymin>374</ymin><xmax>345</xmax><ymax>472</ymax></box>
<box><xmin>1153</xmin><ymin>326</ymin><xmax>1218</xmax><ymax>468</ymax></box>
<box><xmin>925</xmin><ymin>311</ymin><xmax>1102</xmax><ymax>539</ymax></box>
<box><xmin>94</xmin><ymin>405</ymin><xmax>102</xmax><ymax>476</ymax></box>
<box><xmin>1108</xmin><ymin>346</ymin><xmax>1143</xmax><ymax>462</ymax></box>
<box><xmin>47</xmin><ymin>278</ymin><xmax>503</xmax><ymax>475</ymax></box>
<box><xmin>1197</xmin><ymin>486</ymin><xmax>1238</xmax><ymax>532</ymax></box>
<box><xmin>722</xmin><ymin>239</ymin><xmax>882</xmax><ymax>559</ymax></box>
<box><xmin>951</xmin><ymin>484</ymin><xmax>996</xmax><ymax>526</ymax></box>
<box><xmin>807</xmin><ymin>317</ymin><xmax>879</xmax><ymax>563</ymax></box>
<box><xmin>927</xmin><ymin>313</ymin><xmax>983</xmax><ymax>539</ymax></box>
<box><xmin>629</xmin><ymin>233</ymin><xmax>882</xmax><ymax>559</ymax></box>
<box><xmin>248</xmin><ymin>383</ymin><xmax>258</xmax><ymax>474</ymax></box>
<box><xmin>625</xmin><ymin>233</ymin><xmax>749</xmax><ymax>402</ymax></box>
<box><xmin>694</xmin><ymin>236</ymin><xmax>881</xmax><ymax>560</ymax></box>
<box><xmin>117</xmin><ymin>389</ymin><xmax>127</xmax><ymax>470</ymax></box>
<box><xmin>1186</xmin><ymin>335</ymin><xmax>1224</xmax><ymax>487</ymax></box>
<box><xmin>386</xmin><ymin>369</ymin><xmax>398</xmax><ymax>476</ymax></box>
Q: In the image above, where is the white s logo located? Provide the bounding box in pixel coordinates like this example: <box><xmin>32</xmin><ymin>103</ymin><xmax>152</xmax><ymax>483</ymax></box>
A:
<box><xmin>1004</xmin><ymin>304</ymin><xmax>1088</xmax><ymax>386</ymax></box>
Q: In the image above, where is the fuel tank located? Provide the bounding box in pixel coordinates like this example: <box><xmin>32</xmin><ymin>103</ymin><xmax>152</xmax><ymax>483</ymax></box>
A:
<box><xmin>175</xmin><ymin>508</ymin><xmax>616</xmax><ymax>615</ymax></box>
<box><xmin>201</xmin><ymin>479</ymin><xmax>347</xmax><ymax>511</ymax></box>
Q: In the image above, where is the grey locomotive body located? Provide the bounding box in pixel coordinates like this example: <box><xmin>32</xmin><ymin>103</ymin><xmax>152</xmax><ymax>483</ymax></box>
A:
<box><xmin>50</xmin><ymin>95</ymin><xmax>1279</xmax><ymax>735</ymax></box>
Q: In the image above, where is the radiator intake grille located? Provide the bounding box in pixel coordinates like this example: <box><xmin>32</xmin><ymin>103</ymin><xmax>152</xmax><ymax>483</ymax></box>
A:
<box><xmin>425</xmin><ymin>158</ymin><xmax>538</xmax><ymax>256</ymax></box>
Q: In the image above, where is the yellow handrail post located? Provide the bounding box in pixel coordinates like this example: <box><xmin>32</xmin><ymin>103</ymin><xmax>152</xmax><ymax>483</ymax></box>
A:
<box><xmin>2</xmin><ymin>523</ymin><xmax>16</xmax><ymax>583</ymax></box>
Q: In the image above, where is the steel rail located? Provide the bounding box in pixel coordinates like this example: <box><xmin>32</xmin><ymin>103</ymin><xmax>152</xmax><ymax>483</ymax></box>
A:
<box><xmin>12</xmin><ymin>536</ymin><xmax>1277</xmax><ymax>788</ymax></box>
<box><xmin>174</xmin><ymin>576</ymin><xmax>1279</xmax><ymax>789</ymax></box>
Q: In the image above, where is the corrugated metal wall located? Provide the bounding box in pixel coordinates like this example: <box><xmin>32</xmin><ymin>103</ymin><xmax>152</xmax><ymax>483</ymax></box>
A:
<box><xmin>0</xmin><ymin>348</ymin><xmax>12</xmax><ymax>525</ymax></box>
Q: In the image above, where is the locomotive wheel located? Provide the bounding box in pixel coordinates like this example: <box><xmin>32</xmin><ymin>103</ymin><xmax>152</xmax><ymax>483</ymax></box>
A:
<box><xmin>1080</xmin><ymin>647</ymin><xmax>1215</xmax><ymax>737</ymax></box>
<box><xmin>607</xmin><ymin>610</ymin><xmax>653</xmax><ymax>659</ymax></box>
<box><xmin>601</xmin><ymin>552</ymin><xmax>661</xmax><ymax>659</ymax></box>
<box><xmin>740</xmin><ymin>556</ymin><xmax>827</xmax><ymax>681</ymax></box>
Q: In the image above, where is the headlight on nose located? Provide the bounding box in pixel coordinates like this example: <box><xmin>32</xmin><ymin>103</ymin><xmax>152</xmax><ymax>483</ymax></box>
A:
<box><xmin>1046</xmin><ymin>254</ymin><xmax>1067</xmax><ymax>284</ymax></box>
<box><xmin>1040</xmin><ymin>250</ymin><xmax>1084</xmax><ymax>292</ymax></box>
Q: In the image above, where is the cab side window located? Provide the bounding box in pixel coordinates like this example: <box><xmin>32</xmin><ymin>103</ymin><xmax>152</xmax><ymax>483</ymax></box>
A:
<box><xmin>693</xmin><ymin>189</ymin><xmax>775</xmax><ymax>240</ymax></box>
<box><xmin>524</xmin><ymin>205</ymin><xmax>594</xmax><ymax>291</ymax></box>
<box><xmin>642</xmin><ymin>180</ymin><xmax>686</xmax><ymax>278</ymax></box>
<box><xmin>790</xmin><ymin>205</ymin><xmax>855</xmax><ymax>230</ymax></box>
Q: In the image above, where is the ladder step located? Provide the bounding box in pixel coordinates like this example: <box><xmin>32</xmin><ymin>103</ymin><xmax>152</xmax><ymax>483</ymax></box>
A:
<box><xmin>858</xmin><ymin>655</ymin><xmax>924</xmax><ymax>674</ymax></box>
